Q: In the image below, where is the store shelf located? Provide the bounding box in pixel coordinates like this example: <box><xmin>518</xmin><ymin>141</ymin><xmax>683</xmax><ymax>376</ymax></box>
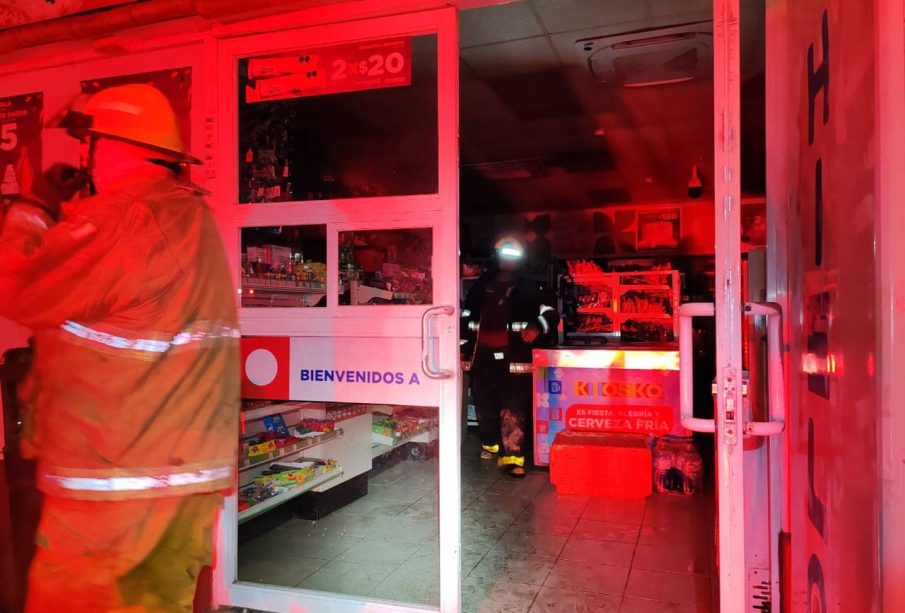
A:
<box><xmin>242</xmin><ymin>278</ymin><xmax>327</xmax><ymax>294</ymax></box>
<box><xmin>618</xmin><ymin>284</ymin><xmax>673</xmax><ymax>291</ymax></box>
<box><xmin>576</xmin><ymin>307</ymin><xmax>615</xmax><ymax>314</ymax></box>
<box><xmin>238</xmin><ymin>468</ymin><xmax>342</xmax><ymax>524</ymax></box>
<box><xmin>242</xmin><ymin>401</ymin><xmax>322</xmax><ymax>422</ymax></box>
<box><xmin>240</xmin><ymin>429</ymin><xmax>342</xmax><ymax>472</ymax></box>
<box><xmin>371</xmin><ymin>426</ymin><xmax>438</xmax><ymax>459</ymax></box>
<box><xmin>619</xmin><ymin>313</ymin><xmax>674</xmax><ymax>319</ymax></box>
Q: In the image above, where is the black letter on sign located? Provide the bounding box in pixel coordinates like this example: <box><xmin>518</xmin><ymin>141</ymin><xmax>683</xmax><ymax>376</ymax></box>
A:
<box><xmin>808</xmin><ymin>10</ymin><xmax>830</xmax><ymax>145</ymax></box>
<box><xmin>807</xmin><ymin>554</ymin><xmax>827</xmax><ymax>613</ymax></box>
<box><xmin>815</xmin><ymin>159</ymin><xmax>823</xmax><ymax>267</ymax></box>
<box><xmin>808</xmin><ymin>418</ymin><xmax>828</xmax><ymax>541</ymax></box>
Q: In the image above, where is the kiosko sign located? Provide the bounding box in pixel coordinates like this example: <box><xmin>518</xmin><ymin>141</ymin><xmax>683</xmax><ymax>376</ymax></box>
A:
<box><xmin>534</xmin><ymin>359</ymin><xmax>684</xmax><ymax>466</ymax></box>
<box><xmin>242</xmin><ymin>336</ymin><xmax>438</xmax><ymax>406</ymax></box>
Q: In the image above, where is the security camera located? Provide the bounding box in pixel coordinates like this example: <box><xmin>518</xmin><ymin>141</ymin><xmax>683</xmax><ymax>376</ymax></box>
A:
<box><xmin>687</xmin><ymin>164</ymin><xmax>703</xmax><ymax>199</ymax></box>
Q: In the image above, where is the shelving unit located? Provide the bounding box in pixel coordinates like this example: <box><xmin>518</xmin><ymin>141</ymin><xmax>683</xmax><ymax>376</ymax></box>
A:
<box><xmin>562</xmin><ymin>270</ymin><xmax>680</xmax><ymax>343</ymax></box>
<box><xmin>238</xmin><ymin>467</ymin><xmax>343</xmax><ymax>524</ymax></box>
<box><xmin>240</xmin><ymin>429</ymin><xmax>342</xmax><ymax>471</ymax></box>
<box><xmin>371</xmin><ymin>426</ymin><xmax>438</xmax><ymax>459</ymax></box>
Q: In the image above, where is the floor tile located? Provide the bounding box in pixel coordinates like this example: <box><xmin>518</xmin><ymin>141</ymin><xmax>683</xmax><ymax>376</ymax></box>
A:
<box><xmin>395</xmin><ymin>497</ymin><xmax>439</xmax><ymax>521</ymax></box>
<box><xmin>368</xmin><ymin>484</ymin><xmax>433</xmax><ymax>505</ymax></box>
<box><xmin>583</xmin><ymin>498</ymin><xmax>646</xmax><ymax>525</ymax></box>
<box><xmin>469</xmin><ymin>551</ymin><xmax>555</xmax><ymax>586</ymax></box>
<box><xmin>544</xmin><ymin>559</ymin><xmax>629</xmax><ymax>596</ymax></box>
<box><xmin>559</xmin><ymin>536</ymin><xmax>635</xmax><ymax>566</ymax></box>
<box><xmin>335</xmin><ymin>537</ymin><xmax>420</xmax><ymax>565</ymax></box>
<box><xmin>631</xmin><ymin>543</ymin><xmax>710</xmax><ymax>575</ymax></box>
<box><xmin>461</xmin><ymin>477</ymin><xmax>500</xmax><ymax>495</ymax></box>
<box><xmin>493</xmin><ymin>528</ymin><xmax>568</xmax><ymax>558</ymax></box>
<box><xmin>487</xmin><ymin>475</ymin><xmax>549</xmax><ymax>498</ymax></box>
<box><xmin>462</xmin><ymin>522</ymin><xmax>510</xmax><ymax>550</ymax></box>
<box><xmin>334</xmin><ymin>495</ymin><xmax>414</xmax><ymax>518</ymax></box>
<box><xmin>468</xmin><ymin>494</ymin><xmax>533</xmax><ymax>519</ymax></box>
<box><xmin>251</xmin><ymin>533</ymin><xmax>361</xmax><ymax>562</ymax></box>
<box><xmin>572</xmin><ymin>518</ymin><xmax>640</xmax><ymax>544</ymax></box>
<box><xmin>529</xmin><ymin>586</ymin><xmax>622</xmax><ymax>612</ymax></box>
<box><xmin>526</xmin><ymin>495</ymin><xmax>590</xmax><ymax>519</ymax></box>
<box><xmin>619</xmin><ymin>597</ymin><xmax>710</xmax><ymax>613</ymax></box>
<box><xmin>238</xmin><ymin>530</ymin><xmax>297</xmax><ymax>562</ymax></box>
<box><xmin>461</xmin><ymin>576</ymin><xmax>543</xmax><ymax>613</ymax></box>
<box><xmin>637</xmin><ymin>524</ymin><xmax>709</xmax><ymax>548</ymax></box>
<box><xmin>624</xmin><ymin>569</ymin><xmax>711</xmax><ymax>608</ymax></box>
<box><xmin>287</xmin><ymin>514</ymin><xmax>381</xmax><ymax>540</ymax></box>
<box><xmin>298</xmin><ymin>559</ymin><xmax>398</xmax><ymax>596</ymax></box>
<box><xmin>366</xmin><ymin>517</ymin><xmax>439</xmax><ymax>545</ymax></box>
<box><xmin>370</xmin><ymin>555</ymin><xmax>441</xmax><ymax>606</ymax></box>
<box><xmin>237</xmin><ymin>555</ymin><xmax>325</xmax><ymax>587</ymax></box>
<box><xmin>513</xmin><ymin>507</ymin><xmax>580</xmax><ymax>536</ymax></box>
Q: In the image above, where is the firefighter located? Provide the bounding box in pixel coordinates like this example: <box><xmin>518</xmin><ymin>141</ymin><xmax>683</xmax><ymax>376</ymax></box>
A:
<box><xmin>461</xmin><ymin>235</ymin><xmax>558</xmax><ymax>477</ymax></box>
<box><xmin>0</xmin><ymin>84</ymin><xmax>238</xmax><ymax>612</ymax></box>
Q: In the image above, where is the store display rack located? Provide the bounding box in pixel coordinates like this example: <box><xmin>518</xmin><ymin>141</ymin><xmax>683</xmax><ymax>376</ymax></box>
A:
<box><xmin>238</xmin><ymin>467</ymin><xmax>343</xmax><ymax>524</ymax></box>
<box><xmin>561</xmin><ymin>270</ymin><xmax>680</xmax><ymax>343</ymax></box>
<box><xmin>371</xmin><ymin>426</ymin><xmax>438</xmax><ymax>459</ymax></box>
<box><xmin>240</xmin><ymin>429</ymin><xmax>342</xmax><ymax>471</ymax></box>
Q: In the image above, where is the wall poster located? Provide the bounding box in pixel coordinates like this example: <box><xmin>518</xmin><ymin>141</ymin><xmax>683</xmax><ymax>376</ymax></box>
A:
<box><xmin>0</xmin><ymin>92</ymin><xmax>42</xmax><ymax>206</ymax></box>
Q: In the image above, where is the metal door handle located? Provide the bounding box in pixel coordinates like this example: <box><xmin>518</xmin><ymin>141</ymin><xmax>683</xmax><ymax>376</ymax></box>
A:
<box><xmin>422</xmin><ymin>305</ymin><xmax>455</xmax><ymax>379</ymax></box>
<box><xmin>679</xmin><ymin>302</ymin><xmax>717</xmax><ymax>433</ymax></box>
<box><xmin>743</xmin><ymin>302</ymin><xmax>786</xmax><ymax>436</ymax></box>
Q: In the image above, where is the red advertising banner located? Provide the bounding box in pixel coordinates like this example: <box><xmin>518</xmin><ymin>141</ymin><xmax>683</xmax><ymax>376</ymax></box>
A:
<box><xmin>244</xmin><ymin>37</ymin><xmax>412</xmax><ymax>103</ymax></box>
<box><xmin>565</xmin><ymin>404</ymin><xmax>673</xmax><ymax>435</ymax></box>
<box><xmin>0</xmin><ymin>92</ymin><xmax>42</xmax><ymax>204</ymax></box>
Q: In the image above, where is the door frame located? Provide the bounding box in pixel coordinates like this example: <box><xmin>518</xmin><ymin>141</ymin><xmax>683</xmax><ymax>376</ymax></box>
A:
<box><xmin>712</xmin><ymin>0</ymin><xmax>749</xmax><ymax>610</ymax></box>
<box><xmin>211</xmin><ymin>7</ymin><xmax>461</xmax><ymax>613</ymax></box>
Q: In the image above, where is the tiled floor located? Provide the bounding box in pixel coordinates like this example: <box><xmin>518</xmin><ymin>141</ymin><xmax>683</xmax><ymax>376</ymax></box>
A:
<box><xmin>238</xmin><ymin>432</ymin><xmax>717</xmax><ymax>612</ymax></box>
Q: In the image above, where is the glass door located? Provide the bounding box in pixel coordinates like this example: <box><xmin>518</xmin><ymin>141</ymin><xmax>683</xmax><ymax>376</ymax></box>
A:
<box><xmin>213</xmin><ymin>8</ymin><xmax>460</xmax><ymax>613</ymax></box>
<box><xmin>679</xmin><ymin>1</ymin><xmax>786</xmax><ymax>610</ymax></box>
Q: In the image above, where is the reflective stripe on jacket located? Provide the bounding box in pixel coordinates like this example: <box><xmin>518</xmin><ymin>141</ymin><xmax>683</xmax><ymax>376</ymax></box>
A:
<box><xmin>0</xmin><ymin>172</ymin><xmax>239</xmax><ymax>500</ymax></box>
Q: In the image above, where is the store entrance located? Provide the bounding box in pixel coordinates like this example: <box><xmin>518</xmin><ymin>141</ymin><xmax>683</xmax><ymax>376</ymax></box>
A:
<box><xmin>454</xmin><ymin>1</ymin><xmax>770</xmax><ymax>611</ymax></box>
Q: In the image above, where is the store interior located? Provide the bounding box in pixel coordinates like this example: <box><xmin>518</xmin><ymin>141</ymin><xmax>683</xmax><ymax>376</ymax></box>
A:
<box><xmin>236</xmin><ymin>1</ymin><xmax>766</xmax><ymax>612</ymax></box>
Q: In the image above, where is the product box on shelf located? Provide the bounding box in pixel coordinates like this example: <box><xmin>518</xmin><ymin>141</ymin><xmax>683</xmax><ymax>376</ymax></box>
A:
<box><xmin>298</xmin><ymin>418</ymin><xmax>334</xmax><ymax>433</ymax></box>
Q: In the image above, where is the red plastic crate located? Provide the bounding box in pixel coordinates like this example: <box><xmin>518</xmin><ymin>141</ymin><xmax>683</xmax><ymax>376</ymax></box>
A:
<box><xmin>549</xmin><ymin>431</ymin><xmax>652</xmax><ymax>498</ymax></box>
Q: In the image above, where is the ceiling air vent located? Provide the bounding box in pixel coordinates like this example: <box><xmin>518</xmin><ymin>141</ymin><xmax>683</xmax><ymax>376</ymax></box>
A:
<box><xmin>576</xmin><ymin>22</ymin><xmax>713</xmax><ymax>88</ymax></box>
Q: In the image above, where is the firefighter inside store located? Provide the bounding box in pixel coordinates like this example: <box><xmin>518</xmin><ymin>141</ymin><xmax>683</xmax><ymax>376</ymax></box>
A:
<box><xmin>460</xmin><ymin>235</ymin><xmax>559</xmax><ymax>478</ymax></box>
<box><xmin>0</xmin><ymin>84</ymin><xmax>238</xmax><ymax>612</ymax></box>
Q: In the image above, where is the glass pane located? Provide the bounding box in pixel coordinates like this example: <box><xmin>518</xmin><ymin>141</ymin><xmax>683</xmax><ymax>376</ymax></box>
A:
<box><xmin>237</xmin><ymin>35</ymin><xmax>438</xmax><ymax>203</ymax></box>
<box><xmin>338</xmin><ymin>228</ymin><xmax>433</xmax><ymax>305</ymax></box>
<box><xmin>237</xmin><ymin>401</ymin><xmax>440</xmax><ymax>607</ymax></box>
<box><xmin>240</xmin><ymin>225</ymin><xmax>327</xmax><ymax>307</ymax></box>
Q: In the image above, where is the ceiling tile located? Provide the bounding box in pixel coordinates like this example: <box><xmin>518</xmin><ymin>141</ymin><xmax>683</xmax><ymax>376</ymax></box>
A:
<box><xmin>459</xmin><ymin>2</ymin><xmax>544</xmax><ymax>48</ymax></box>
<box><xmin>460</xmin><ymin>36</ymin><xmax>560</xmax><ymax>78</ymax></box>
<box><xmin>648</xmin><ymin>0</ymin><xmax>711</xmax><ymax>19</ymax></box>
<box><xmin>531</xmin><ymin>0</ymin><xmax>650</xmax><ymax>34</ymax></box>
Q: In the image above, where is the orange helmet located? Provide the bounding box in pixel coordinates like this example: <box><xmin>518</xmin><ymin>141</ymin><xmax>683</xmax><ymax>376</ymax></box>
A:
<box><xmin>55</xmin><ymin>84</ymin><xmax>200</xmax><ymax>164</ymax></box>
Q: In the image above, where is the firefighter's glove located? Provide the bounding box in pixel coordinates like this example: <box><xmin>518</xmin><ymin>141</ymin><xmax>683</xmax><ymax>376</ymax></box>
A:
<box><xmin>521</xmin><ymin>324</ymin><xmax>541</xmax><ymax>344</ymax></box>
<box><xmin>25</xmin><ymin>163</ymin><xmax>90</xmax><ymax>220</ymax></box>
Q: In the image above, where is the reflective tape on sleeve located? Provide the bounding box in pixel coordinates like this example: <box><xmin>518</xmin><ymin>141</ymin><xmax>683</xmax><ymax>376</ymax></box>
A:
<box><xmin>45</xmin><ymin>466</ymin><xmax>233</xmax><ymax>493</ymax></box>
<box><xmin>61</xmin><ymin>321</ymin><xmax>240</xmax><ymax>354</ymax></box>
